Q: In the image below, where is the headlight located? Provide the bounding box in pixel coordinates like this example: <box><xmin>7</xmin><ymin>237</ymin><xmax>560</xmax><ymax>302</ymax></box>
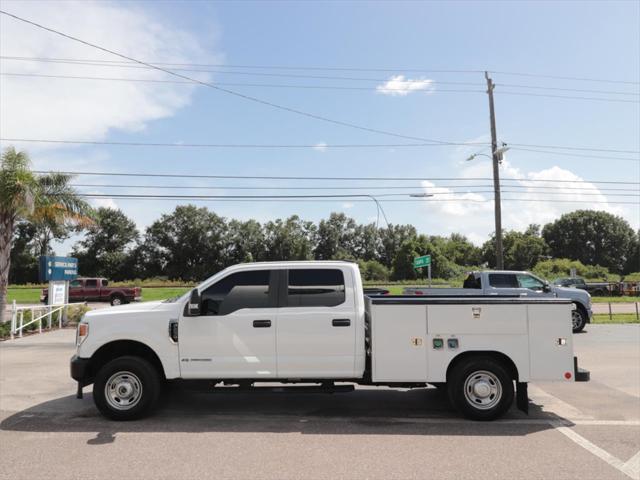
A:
<box><xmin>77</xmin><ymin>322</ymin><xmax>89</xmax><ymax>346</ymax></box>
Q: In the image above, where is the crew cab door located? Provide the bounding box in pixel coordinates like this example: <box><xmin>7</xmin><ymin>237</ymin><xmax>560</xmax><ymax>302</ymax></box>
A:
<box><xmin>68</xmin><ymin>279</ymin><xmax>83</xmax><ymax>302</ymax></box>
<box><xmin>276</xmin><ymin>267</ymin><xmax>356</xmax><ymax>378</ymax></box>
<box><xmin>485</xmin><ymin>272</ymin><xmax>547</xmax><ymax>297</ymax></box>
<box><xmin>84</xmin><ymin>279</ymin><xmax>100</xmax><ymax>301</ymax></box>
<box><xmin>178</xmin><ymin>269</ymin><xmax>278</xmax><ymax>379</ymax></box>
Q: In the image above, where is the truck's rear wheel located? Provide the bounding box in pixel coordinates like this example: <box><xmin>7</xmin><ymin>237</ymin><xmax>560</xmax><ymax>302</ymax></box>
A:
<box><xmin>110</xmin><ymin>294</ymin><xmax>124</xmax><ymax>306</ymax></box>
<box><xmin>572</xmin><ymin>307</ymin><xmax>587</xmax><ymax>333</ymax></box>
<box><xmin>448</xmin><ymin>357</ymin><xmax>514</xmax><ymax>421</ymax></box>
<box><xmin>93</xmin><ymin>356</ymin><xmax>161</xmax><ymax>420</ymax></box>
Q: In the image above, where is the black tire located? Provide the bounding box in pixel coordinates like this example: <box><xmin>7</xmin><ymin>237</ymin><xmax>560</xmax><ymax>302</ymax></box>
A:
<box><xmin>110</xmin><ymin>294</ymin><xmax>125</xmax><ymax>306</ymax></box>
<box><xmin>572</xmin><ymin>306</ymin><xmax>587</xmax><ymax>333</ymax></box>
<box><xmin>93</xmin><ymin>356</ymin><xmax>161</xmax><ymax>421</ymax></box>
<box><xmin>447</xmin><ymin>356</ymin><xmax>514</xmax><ymax>421</ymax></box>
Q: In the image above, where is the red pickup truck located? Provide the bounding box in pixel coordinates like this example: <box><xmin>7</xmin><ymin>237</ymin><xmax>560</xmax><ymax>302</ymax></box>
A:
<box><xmin>41</xmin><ymin>278</ymin><xmax>141</xmax><ymax>306</ymax></box>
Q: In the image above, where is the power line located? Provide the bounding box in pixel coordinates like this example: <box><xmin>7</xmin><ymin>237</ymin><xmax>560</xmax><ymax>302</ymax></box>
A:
<box><xmin>0</xmin><ymin>72</ymin><xmax>486</xmax><ymax>93</ymax></box>
<box><xmin>0</xmin><ymin>137</ymin><xmax>488</xmax><ymax>149</ymax></box>
<box><xmin>69</xmin><ymin>183</ymin><xmax>640</xmax><ymax>192</ymax></box>
<box><xmin>34</xmin><ymin>170</ymin><xmax>640</xmax><ymax>185</ymax></box>
<box><xmin>3</xmin><ymin>71</ymin><xmax>637</xmax><ymax>103</ymax></box>
<box><xmin>4</xmin><ymin>137</ymin><xmax>637</xmax><ymax>155</ymax></box>
<box><xmin>498</xmin><ymin>83</ymin><xmax>639</xmax><ymax>96</ymax></box>
<box><xmin>0</xmin><ymin>11</ymin><xmax>461</xmax><ymax>146</ymax></box>
<box><xmin>507</xmin><ymin>143</ymin><xmax>640</xmax><ymax>154</ymax></box>
<box><xmin>510</xmin><ymin>147</ymin><xmax>640</xmax><ymax>162</ymax></box>
<box><xmin>496</xmin><ymin>91</ymin><xmax>638</xmax><ymax>104</ymax></box>
<box><xmin>3</xmin><ymin>55</ymin><xmax>637</xmax><ymax>85</ymax></box>
<box><xmin>490</xmin><ymin>70</ymin><xmax>640</xmax><ymax>86</ymax></box>
<box><xmin>74</xmin><ymin>193</ymin><xmax>639</xmax><ymax>205</ymax></box>
<box><xmin>70</xmin><ymin>185</ymin><xmax>639</xmax><ymax>197</ymax></box>
<box><xmin>0</xmin><ymin>55</ymin><xmax>485</xmax><ymax>74</ymax></box>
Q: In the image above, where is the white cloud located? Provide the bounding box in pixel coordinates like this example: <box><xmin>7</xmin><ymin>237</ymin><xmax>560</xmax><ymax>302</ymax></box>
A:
<box><xmin>0</xmin><ymin>1</ymin><xmax>221</xmax><ymax>152</ymax></box>
<box><xmin>342</xmin><ymin>202</ymin><xmax>354</xmax><ymax>209</ymax></box>
<box><xmin>414</xmin><ymin>160</ymin><xmax>639</xmax><ymax>245</ymax></box>
<box><xmin>313</xmin><ymin>142</ymin><xmax>328</xmax><ymax>152</ymax></box>
<box><xmin>91</xmin><ymin>197</ymin><xmax>119</xmax><ymax>210</ymax></box>
<box><xmin>376</xmin><ymin>75</ymin><xmax>434</xmax><ymax>97</ymax></box>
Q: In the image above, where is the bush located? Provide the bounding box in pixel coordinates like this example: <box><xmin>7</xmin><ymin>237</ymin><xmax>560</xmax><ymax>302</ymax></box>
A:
<box><xmin>532</xmin><ymin>258</ymin><xmax>612</xmax><ymax>281</ymax></box>
<box><xmin>358</xmin><ymin>260</ymin><xmax>390</xmax><ymax>282</ymax></box>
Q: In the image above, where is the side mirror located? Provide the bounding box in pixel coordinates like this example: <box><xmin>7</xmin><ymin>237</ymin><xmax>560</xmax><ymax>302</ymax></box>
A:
<box><xmin>186</xmin><ymin>288</ymin><xmax>201</xmax><ymax>316</ymax></box>
<box><xmin>542</xmin><ymin>283</ymin><xmax>551</xmax><ymax>293</ymax></box>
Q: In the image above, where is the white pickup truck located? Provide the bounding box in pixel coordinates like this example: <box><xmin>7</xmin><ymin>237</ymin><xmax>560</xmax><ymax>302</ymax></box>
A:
<box><xmin>71</xmin><ymin>261</ymin><xmax>589</xmax><ymax>421</ymax></box>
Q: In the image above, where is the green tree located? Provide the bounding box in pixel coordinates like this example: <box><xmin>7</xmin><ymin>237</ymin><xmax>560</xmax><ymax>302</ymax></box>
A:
<box><xmin>357</xmin><ymin>259</ymin><xmax>390</xmax><ymax>281</ymax></box>
<box><xmin>378</xmin><ymin>224</ymin><xmax>417</xmax><ymax>268</ymax></box>
<box><xmin>141</xmin><ymin>205</ymin><xmax>227</xmax><ymax>280</ymax></box>
<box><xmin>72</xmin><ymin>207</ymin><xmax>139</xmax><ymax>280</ymax></box>
<box><xmin>0</xmin><ymin>147</ymin><xmax>92</xmax><ymax>322</ymax></box>
<box><xmin>625</xmin><ymin>230</ymin><xmax>640</xmax><ymax>275</ymax></box>
<box><xmin>315</xmin><ymin>213</ymin><xmax>358</xmax><ymax>260</ymax></box>
<box><xmin>224</xmin><ymin>219</ymin><xmax>267</xmax><ymax>264</ymax></box>
<box><xmin>391</xmin><ymin>235</ymin><xmax>463</xmax><ymax>280</ymax></box>
<box><xmin>482</xmin><ymin>225</ymin><xmax>548</xmax><ymax>270</ymax></box>
<box><xmin>263</xmin><ymin>215</ymin><xmax>316</xmax><ymax>260</ymax></box>
<box><xmin>8</xmin><ymin>222</ymin><xmax>39</xmax><ymax>284</ymax></box>
<box><xmin>433</xmin><ymin>233</ymin><xmax>482</xmax><ymax>267</ymax></box>
<box><xmin>542</xmin><ymin>210</ymin><xmax>635</xmax><ymax>274</ymax></box>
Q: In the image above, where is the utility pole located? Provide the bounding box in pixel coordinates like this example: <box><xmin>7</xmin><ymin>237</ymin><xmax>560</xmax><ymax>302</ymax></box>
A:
<box><xmin>485</xmin><ymin>71</ymin><xmax>504</xmax><ymax>270</ymax></box>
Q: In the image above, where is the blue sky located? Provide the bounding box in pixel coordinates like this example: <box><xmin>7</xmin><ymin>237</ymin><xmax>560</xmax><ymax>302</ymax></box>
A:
<box><xmin>1</xmin><ymin>0</ymin><xmax>638</xmax><ymax>252</ymax></box>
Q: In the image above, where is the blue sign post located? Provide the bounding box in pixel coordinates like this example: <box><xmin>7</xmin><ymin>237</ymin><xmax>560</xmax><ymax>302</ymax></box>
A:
<box><xmin>38</xmin><ymin>256</ymin><xmax>79</xmax><ymax>283</ymax></box>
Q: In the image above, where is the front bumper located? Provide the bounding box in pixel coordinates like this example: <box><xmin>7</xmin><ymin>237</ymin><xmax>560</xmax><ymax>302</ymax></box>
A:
<box><xmin>574</xmin><ymin>356</ymin><xmax>590</xmax><ymax>382</ymax></box>
<box><xmin>70</xmin><ymin>355</ymin><xmax>90</xmax><ymax>383</ymax></box>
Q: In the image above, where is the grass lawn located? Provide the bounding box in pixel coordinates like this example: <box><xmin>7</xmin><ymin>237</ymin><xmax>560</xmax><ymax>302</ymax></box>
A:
<box><xmin>591</xmin><ymin>296</ymin><xmax>640</xmax><ymax>303</ymax></box>
<box><xmin>6</xmin><ymin>288</ymin><xmax>40</xmax><ymax>304</ymax></box>
<box><xmin>592</xmin><ymin>313</ymin><xmax>639</xmax><ymax>324</ymax></box>
<box><xmin>6</xmin><ymin>287</ymin><xmax>190</xmax><ymax>304</ymax></box>
<box><xmin>141</xmin><ymin>287</ymin><xmax>190</xmax><ymax>302</ymax></box>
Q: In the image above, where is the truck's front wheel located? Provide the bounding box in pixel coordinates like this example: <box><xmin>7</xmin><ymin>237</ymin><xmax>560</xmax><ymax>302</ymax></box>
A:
<box><xmin>572</xmin><ymin>306</ymin><xmax>587</xmax><ymax>333</ymax></box>
<box><xmin>93</xmin><ymin>356</ymin><xmax>161</xmax><ymax>420</ymax></box>
<box><xmin>448</xmin><ymin>357</ymin><xmax>514</xmax><ymax>421</ymax></box>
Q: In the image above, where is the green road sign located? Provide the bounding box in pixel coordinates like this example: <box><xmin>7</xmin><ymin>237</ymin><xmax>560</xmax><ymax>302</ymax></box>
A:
<box><xmin>413</xmin><ymin>255</ymin><xmax>431</xmax><ymax>269</ymax></box>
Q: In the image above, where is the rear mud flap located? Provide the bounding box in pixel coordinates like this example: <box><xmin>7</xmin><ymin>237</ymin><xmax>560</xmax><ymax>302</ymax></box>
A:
<box><xmin>574</xmin><ymin>356</ymin><xmax>590</xmax><ymax>382</ymax></box>
<box><xmin>516</xmin><ymin>382</ymin><xmax>528</xmax><ymax>414</ymax></box>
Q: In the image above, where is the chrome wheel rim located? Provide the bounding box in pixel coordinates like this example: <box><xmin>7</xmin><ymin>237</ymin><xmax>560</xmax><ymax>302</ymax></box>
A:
<box><xmin>463</xmin><ymin>370</ymin><xmax>502</xmax><ymax>410</ymax></box>
<box><xmin>105</xmin><ymin>371</ymin><xmax>142</xmax><ymax>410</ymax></box>
<box><xmin>572</xmin><ymin>310</ymin><xmax>582</xmax><ymax>330</ymax></box>
<box><xmin>112</xmin><ymin>297</ymin><xmax>122</xmax><ymax>305</ymax></box>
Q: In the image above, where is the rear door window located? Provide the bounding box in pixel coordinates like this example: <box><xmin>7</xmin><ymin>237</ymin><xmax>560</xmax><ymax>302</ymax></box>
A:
<box><xmin>201</xmin><ymin>270</ymin><xmax>272</xmax><ymax>316</ymax></box>
<box><xmin>85</xmin><ymin>279</ymin><xmax>98</xmax><ymax>287</ymax></box>
<box><xmin>488</xmin><ymin>273</ymin><xmax>519</xmax><ymax>288</ymax></box>
<box><xmin>287</xmin><ymin>269</ymin><xmax>345</xmax><ymax>307</ymax></box>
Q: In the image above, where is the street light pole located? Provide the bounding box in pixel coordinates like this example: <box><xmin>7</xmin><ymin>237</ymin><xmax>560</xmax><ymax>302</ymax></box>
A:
<box><xmin>485</xmin><ymin>71</ymin><xmax>504</xmax><ymax>269</ymax></box>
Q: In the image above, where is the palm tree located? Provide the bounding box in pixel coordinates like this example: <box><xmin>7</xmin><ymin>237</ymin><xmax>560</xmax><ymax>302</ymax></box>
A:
<box><xmin>0</xmin><ymin>147</ymin><xmax>93</xmax><ymax>323</ymax></box>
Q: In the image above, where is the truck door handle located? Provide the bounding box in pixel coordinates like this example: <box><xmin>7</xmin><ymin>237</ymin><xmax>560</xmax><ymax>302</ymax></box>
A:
<box><xmin>332</xmin><ymin>319</ymin><xmax>351</xmax><ymax>327</ymax></box>
<box><xmin>253</xmin><ymin>320</ymin><xmax>271</xmax><ymax>328</ymax></box>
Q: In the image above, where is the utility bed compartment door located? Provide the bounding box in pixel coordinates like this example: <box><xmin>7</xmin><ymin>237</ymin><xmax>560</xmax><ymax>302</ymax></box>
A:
<box><xmin>427</xmin><ymin>304</ymin><xmax>527</xmax><ymax>335</ymax></box>
<box><xmin>371</xmin><ymin>305</ymin><xmax>427</xmax><ymax>382</ymax></box>
<box><xmin>528</xmin><ymin>303</ymin><xmax>574</xmax><ymax>381</ymax></box>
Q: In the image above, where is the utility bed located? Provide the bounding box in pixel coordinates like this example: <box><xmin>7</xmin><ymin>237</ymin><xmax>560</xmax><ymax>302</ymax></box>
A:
<box><xmin>366</xmin><ymin>295</ymin><xmax>579</xmax><ymax>384</ymax></box>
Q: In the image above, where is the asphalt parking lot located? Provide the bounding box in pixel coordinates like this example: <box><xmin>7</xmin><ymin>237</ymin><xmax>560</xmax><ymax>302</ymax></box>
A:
<box><xmin>1</xmin><ymin>325</ymin><xmax>638</xmax><ymax>480</ymax></box>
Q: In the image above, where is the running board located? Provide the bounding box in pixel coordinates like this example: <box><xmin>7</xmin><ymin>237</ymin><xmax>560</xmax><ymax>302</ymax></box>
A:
<box><xmin>173</xmin><ymin>380</ymin><xmax>355</xmax><ymax>394</ymax></box>
<box><xmin>212</xmin><ymin>384</ymin><xmax>355</xmax><ymax>394</ymax></box>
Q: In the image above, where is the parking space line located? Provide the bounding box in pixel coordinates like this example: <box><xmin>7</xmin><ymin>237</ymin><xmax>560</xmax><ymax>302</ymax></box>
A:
<box><xmin>623</xmin><ymin>451</ymin><xmax>640</xmax><ymax>480</ymax></box>
<box><xmin>550</xmin><ymin>421</ymin><xmax>639</xmax><ymax>480</ymax></box>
